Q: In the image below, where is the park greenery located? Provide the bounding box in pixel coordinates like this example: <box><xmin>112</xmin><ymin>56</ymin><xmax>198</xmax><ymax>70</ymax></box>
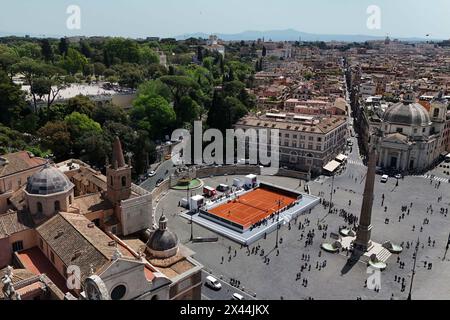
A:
<box><xmin>0</xmin><ymin>36</ymin><xmax>257</xmax><ymax>176</ymax></box>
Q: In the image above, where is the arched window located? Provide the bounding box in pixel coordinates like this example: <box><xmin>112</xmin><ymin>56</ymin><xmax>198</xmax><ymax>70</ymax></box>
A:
<box><xmin>54</xmin><ymin>201</ymin><xmax>61</xmax><ymax>212</ymax></box>
<box><xmin>37</xmin><ymin>202</ymin><xmax>43</xmax><ymax>213</ymax></box>
<box><xmin>433</xmin><ymin>108</ymin><xmax>440</xmax><ymax>118</ymax></box>
<box><xmin>121</xmin><ymin>176</ymin><xmax>126</xmax><ymax>187</ymax></box>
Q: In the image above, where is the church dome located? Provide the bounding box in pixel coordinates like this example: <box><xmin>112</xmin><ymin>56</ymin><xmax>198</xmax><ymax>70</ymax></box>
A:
<box><xmin>146</xmin><ymin>215</ymin><xmax>178</xmax><ymax>253</ymax></box>
<box><xmin>383</xmin><ymin>101</ymin><xmax>431</xmax><ymax>127</ymax></box>
<box><xmin>26</xmin><ymin>164</ymin><xmax>74</xmax><ymax>195</ymax></box>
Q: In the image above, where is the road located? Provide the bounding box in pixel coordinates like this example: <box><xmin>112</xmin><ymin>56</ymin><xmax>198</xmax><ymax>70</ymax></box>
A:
<box><xmin>140</xmin><ymin>159</ymin><xmax>176</xmax><ymax>190</ymax></box>
<box><xmin>201</xmin><ymin>270</ymin><xmax>256</xmax><ymax>301</ymax></box>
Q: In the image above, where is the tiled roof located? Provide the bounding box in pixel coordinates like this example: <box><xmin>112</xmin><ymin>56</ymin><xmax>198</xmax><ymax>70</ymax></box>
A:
<box><xmin>72</xmin><ymin>193</ymin><xmax>112</xmax><ymax>215</ymax></box>
<box><xmin>36</xmin><ymin>212</ymin><xmax>115</xmax><ymax>283</ymax></box>
<box><xmin>0</xmin><ymin>211</ymin><xmax>34</xmax><ymax>239</ymax></box>
<box><xmin>0</xmin><ymin>151</ymin><xmax>47</xmax><ymax>178</ymax></box>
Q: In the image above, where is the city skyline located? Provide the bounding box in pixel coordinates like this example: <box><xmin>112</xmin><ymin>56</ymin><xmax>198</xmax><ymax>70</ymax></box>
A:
<box><xmin>1</xmin><ymin>0</ymin><xmax>449</xmax><ymax>40</ymax></box>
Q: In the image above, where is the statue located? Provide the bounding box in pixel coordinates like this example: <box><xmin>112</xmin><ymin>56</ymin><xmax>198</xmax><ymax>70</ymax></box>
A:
<box><xmin>1</xmin><ymin>266</ymin><xmax>21</xmax><ymax>300</ymax></box>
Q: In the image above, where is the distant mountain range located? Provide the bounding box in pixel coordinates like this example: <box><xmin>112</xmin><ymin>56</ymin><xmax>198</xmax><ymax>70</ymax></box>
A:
<box><xmin>0</xmin><ymin>28</ymin><xmax>443</xmax><ymax>43</ymax></box>
<box><xmin>176</xmin><ymin>28</ymin><xmax>441</xmax><ymax>42</ymax></box>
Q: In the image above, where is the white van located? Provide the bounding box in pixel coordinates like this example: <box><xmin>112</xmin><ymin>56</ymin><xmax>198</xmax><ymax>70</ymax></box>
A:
<box><xmin>232</xmin><ymin>293</ymin><xmax>244</xmax><ymax>300</ymax></box>
<box><xmin>381</xmin><ymin>175</ymin><xmax>389</xmax><ymax>183</ymax></box>
<box><xmin>205</xmin><ymin>276</ymin><xmax>222</xmax><ymax>290</ymax></box>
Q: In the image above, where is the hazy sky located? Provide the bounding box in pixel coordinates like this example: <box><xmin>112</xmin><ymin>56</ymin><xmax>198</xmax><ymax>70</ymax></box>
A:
<box><xmin>1</xmin><ymin>0</ymin><xmax>449</xmax><ymax>39</ymax></box>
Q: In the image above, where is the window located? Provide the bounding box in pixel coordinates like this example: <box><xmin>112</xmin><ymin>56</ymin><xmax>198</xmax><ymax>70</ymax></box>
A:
<box><xmin>12</xmin><ymin>241</ymin><xmax>23</xmax><ymax>252</ymax></box>
<box><xmin>317</xmin><ymin>137</ymin><xmax>322</xmax><ymax>142</ymax></box>
<box><xmin>396</xmin><ymin>128</ymin><xmax>403</xmax><ymax>133</ymax></box>
<box><xmin>111</xmin><ymin>285</ymin><xmax>127</xmax><ymax>300</ymax></box>
<box><xmin>121</xmin><ymin>176</ymin><xmax>126</xmax><ymax>187</ymax></box>
<box><xmin>39</xmin><ymin>238</ymin><xmax>44</xmax><ymax>249</ymax></box>
<box><xmin>37</xmin><ymin>202</ymin><xmax>43</xmax><ymax>213</ymax></box>
<box><xmin>433</xmin><ymin>109</ymin><xmax>439</xmax><ymax>118</ymax></box>
<box><xmin>50</xmin><ymin>251</ymin><xmax>55</xmax><ymax>264</ymax></box>
<box><xmin>69</xmin><ymin>196</ymin><xmax>72</xmax><ymax>205</ymax></box>
<box><xmin>54</xmin><ymin>201</ymin><xmax>61</xmax><ymax>212</ymax></box>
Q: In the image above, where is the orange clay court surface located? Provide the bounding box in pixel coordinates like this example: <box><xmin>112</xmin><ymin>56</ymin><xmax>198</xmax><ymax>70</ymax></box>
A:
<box><xmin>207</xmin><ymin>188</ymin><xmax>297</xmax><ymax>229</ymax></box>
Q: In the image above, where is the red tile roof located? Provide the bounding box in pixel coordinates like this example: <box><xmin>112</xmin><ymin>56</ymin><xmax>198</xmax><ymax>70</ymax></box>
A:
<box><xmin>0</xmin><ymin>151</ymin><xmax>47</xmax><ymax>178</ymax></box>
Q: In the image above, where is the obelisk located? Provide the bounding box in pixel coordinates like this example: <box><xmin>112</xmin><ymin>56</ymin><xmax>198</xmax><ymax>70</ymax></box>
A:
<box><xmin>353</xmin><ymin>144</ymin><xmax>376</xmax><ymax>252</ymax></box>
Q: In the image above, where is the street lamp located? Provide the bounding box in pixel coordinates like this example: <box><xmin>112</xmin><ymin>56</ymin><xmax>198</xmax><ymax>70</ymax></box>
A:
<box><xmin>443</xmin><ymin>232</ymin><xmax>450</xmax><ymax>261</ymax></box>
<box><xmin>275</xmin><ymin>199</ymin><xmax>284</xmax><ymax>249</ymax></box>
<box><xmin>187</xmin><ymin>183</ymin><xmax>193</xmax><ymax>242</ymax></box>
<box><xmin>407</xmin><ymin>238</ymin><xmax>420</xmax><ymax>300</ymax></box>
<box><xmin>329</xmin><ymin>174</ymin><xmax>335</xmax><ymax>213</ymax></box>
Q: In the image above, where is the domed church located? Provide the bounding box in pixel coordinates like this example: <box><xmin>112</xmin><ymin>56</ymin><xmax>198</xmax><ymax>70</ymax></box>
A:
<box><xmin>377</xmin><ymin>90</ymin><xmax>448</xmax><ymax>172</ymax></box>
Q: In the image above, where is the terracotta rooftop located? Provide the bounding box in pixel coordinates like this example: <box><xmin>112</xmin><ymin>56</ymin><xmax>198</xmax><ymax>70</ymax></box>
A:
<box><xmin>36</xmin><ymin>213</ymin><xmax>114</xmax><ymax>283</ymax></box>
<box><xmin>0</xmin><ymin>211</ymin><xmax>33</xmax><ymax>239</ymax></box>
<box><xmin>16</xmin><ymin>247</ymin><xmax>69</xmax><ymax>294</ymax></box>
<box><xmin>0</xmin><ymin>151</ymin><xmax>47</xmax><ymax>178</ymax></box>
<box><xmin>72</xmin><ymin>193</ymin><xmax>112</xmax><ymax>215</ymax></box>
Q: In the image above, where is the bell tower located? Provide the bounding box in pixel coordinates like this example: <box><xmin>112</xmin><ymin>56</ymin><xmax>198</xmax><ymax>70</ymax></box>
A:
<box><xmin>106</xmin><ymin>137</ymin><xmax>132</xmax><ymax>204</ymax></box>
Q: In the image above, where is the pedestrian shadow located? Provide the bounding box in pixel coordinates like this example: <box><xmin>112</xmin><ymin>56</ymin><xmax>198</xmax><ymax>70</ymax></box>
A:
<box><xmin>340</xmin><ymin>251</ymin><xmax>363</xmax><ymax>275</ymax></box>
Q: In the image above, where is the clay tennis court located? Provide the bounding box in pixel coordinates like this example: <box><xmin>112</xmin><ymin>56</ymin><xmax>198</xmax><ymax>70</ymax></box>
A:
<box><xmin>207</xmin><ymin>187</ymin><xmax>298</xmax><ymax>229</ymax></box>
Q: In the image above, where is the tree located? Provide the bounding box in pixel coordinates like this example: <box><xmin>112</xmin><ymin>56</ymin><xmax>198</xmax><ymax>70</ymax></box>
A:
<box><xmin>66</xmin><ymin>95</ymin><xmax>96</xmax><ymax>117</ymax></box>
<box><xmin>131</xmin><ymin>94</ymin><xmax>176</xmax><ymax>139</ymax></box>
<box><xmin>178</xmin><ymin>96</ymin><xmax>201</xmax><ymax>124</ymax></box>
<box><xmin>262</xmin><ymin>46</ymin><xmax>267</xmax><ymax>57</ymax></box>
<box><xmin>64</xmin><ymin>112</ymin><xmax>102</xmax><ymax>138</ymax></box>
<box><xmin>80</xmin><ymin>40</ymin><xmax>92</xmax><ymax>58</ymax></box>
<box><xmin>0</xmin><ymin>70</ymin><xmax>27</xmax><ymax>128</ymax></box>
<box><xmin>114</xmin><ymin>63</ymin><xmax>144</xmax><ymax>89</ymax></box>
<box><xmin>132</xmin><ymin>130</ymin><xmax>156</xmax><ymax>175</ymax></box>
<box><xmin>197</xmin><ymin>46</ymin><xmax>204</xmax><ymax>62</ymax></box>
<box><xmin>13</xmin><ymin>59</ymin><xmax>69</xmax><ymax>110</ymax></box>
<box><xmin>92</xmin><ymin>104</ymin><xmax>129</xmax><ymax>126</ymax></box>
<box><xmin>159</xmin><ymin>75</ymin><xmax>199</xmax><ymax>124</ymax></box>
<box><xmin>105</xmin><ymin>38</ymin><xmax>141</xmax><ymax>65</ymax></box>
<box><xmin>93</xmin><ymin>62</ymin><xmax>106</xmax><ymax>77</ymax></box>
<box><xmin>37</xmin><ymin>120</ymin><xmax>72</xmax><ymax>160</ymax></box>
<box><xmin>40</xmin><ymin>39</ymin><xmax>54</xmax><ymax>62</ymax></box>
<box><xmin>60</xmin><ymin>48</ymin><xmax>88</xmax><ymax>75</ymax></box>
<box><xmin>137</xmin><ymin>79</ymin><xmax>172</xmax><ymax>101</ymax></box>
<box><xmin>58</xmin><ymin>38</ymin><xmax>69</xmax><ymax>56</ymax></box>
<box><xmin>75</xmin><ymin>130</ymin><xmax>111</xmax><ymax>168</ymax></box>
<box><xmin>139</xmin><ymin>45</ymin><xmax>159</xmax><ymax>65</ymax></box>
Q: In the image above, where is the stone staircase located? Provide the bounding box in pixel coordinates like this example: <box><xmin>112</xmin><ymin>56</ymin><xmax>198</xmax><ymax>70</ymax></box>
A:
<box><xmin>376</xmin><ymin>248</ymin><xmax>392</xmax><ymax>263</ymax></box>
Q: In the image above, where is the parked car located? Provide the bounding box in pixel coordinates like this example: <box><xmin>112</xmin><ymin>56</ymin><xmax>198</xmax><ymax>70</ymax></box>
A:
<box><xmin>381</xmin><ymin>175</ymin><xmax>389</xmax><ymax>183</ymax></box>
<box><xmin>205</xmin><ymin>276</ymin><xmax>222</xmax><ymax>291</ymax></box>
<box><xmin>148</xmin><ymin>170</ymin><xmax>156</xmax><ymax>177</ymax></box>
<box><xmin>217</xmin><ymin>184</ymin><xmax>230</xmax><ymax>192</ymax></box>
<box><xmin>232</xmin><ymin>293</ymin><xmax>244</xmax><ymax>300</ymax></box>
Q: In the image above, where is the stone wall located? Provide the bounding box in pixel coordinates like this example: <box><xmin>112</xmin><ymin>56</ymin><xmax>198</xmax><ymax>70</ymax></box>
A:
<box><xmin>196</xmin><ymin>165</ymin><xmax>260</xmax><ymax>179</ymax></box>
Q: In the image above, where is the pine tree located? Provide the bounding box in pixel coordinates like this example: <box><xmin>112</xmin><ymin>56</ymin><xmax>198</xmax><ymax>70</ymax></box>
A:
<box><xmin>41</xmin><ymin>39</ymin><xmax>54</xmax><ymax>62</ymax></box>
<box><xmin>58</xmin><ymin>38</ymin><xmax>69</xmax><ymax>56</ymax></box>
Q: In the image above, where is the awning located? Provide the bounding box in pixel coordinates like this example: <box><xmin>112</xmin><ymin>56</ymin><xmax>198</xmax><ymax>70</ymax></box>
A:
<box><xmin>335</xmin><ymin>154</ymin><xmax>348</xmax><ymax>163</ymax></box>
<box><xmin>323</xmin><ymin>160</ymin><xmax>341</xmax><ymax>173</ymax></box>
